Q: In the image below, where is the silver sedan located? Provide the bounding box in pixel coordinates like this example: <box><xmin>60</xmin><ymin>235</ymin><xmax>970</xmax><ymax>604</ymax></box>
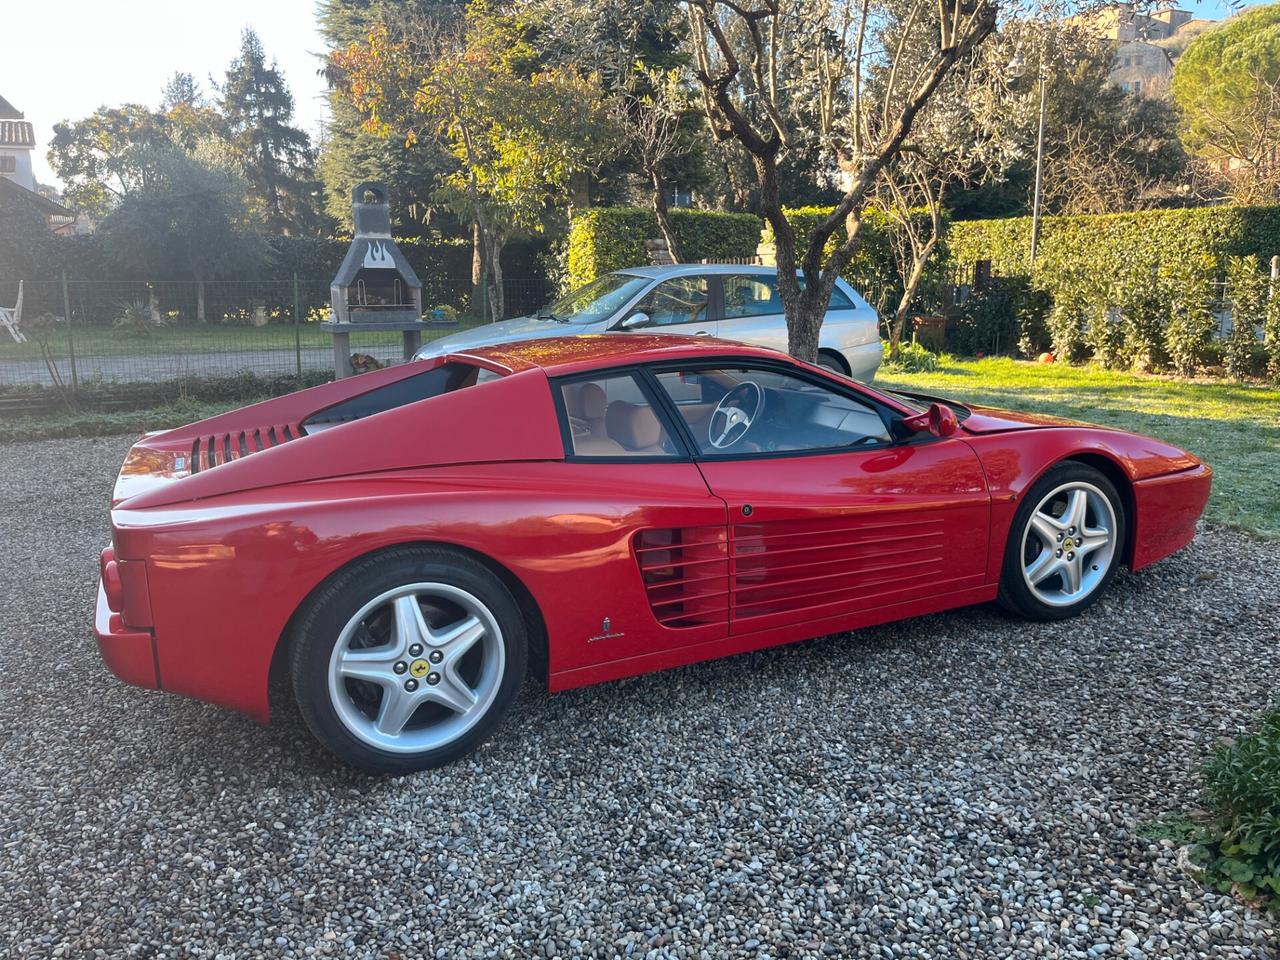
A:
<box><xmin>415</xmin><ymin>264</ymin><xmax>883</xmax><ymax>382</ymax></box>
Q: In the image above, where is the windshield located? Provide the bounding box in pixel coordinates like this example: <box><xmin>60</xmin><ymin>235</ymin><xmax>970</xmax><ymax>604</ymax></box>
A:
<box><xmin>541</xmin><ymin>273</ymin><xmax>651</xmax><ymax>324</ymax></box>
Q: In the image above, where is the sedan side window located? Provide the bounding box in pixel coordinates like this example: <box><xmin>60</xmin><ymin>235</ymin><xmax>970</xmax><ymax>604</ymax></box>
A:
<box><xmin>653</xmin><ymin>367</ymin><xmax>891</xmax><ymax>456</ymax></box>
<box><xmin>558</xmin><ymin>373</ymin><xmax>681</xmax><ymax>458</ymax></box>
<box><xmin>630</xmin><ymin>277</ymin><xmax>711</xmax><ymax>327</ymax></box>
<box><xmin>723</xmin><ymin>274</ymin><xmax>863</xmax><ymax>316</ymax></box>
<box><xmin>723</xmin><ymin>275</ymin><xmax>781</xmax><ymax>319</ymax></box>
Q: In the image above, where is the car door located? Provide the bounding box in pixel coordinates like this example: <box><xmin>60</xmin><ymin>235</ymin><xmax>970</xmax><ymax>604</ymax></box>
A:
<box><xmin>716</xmin><ymin>273</ymin><xmax>787</xmax><ymax>353</ymax></box>
<box><xmin>649</xmin><ymin>361</ymin><xmax>991</xmax><ymax>636</ymax></box>
<box><xmin>620</xmin><ymin>275</ymin><xmax>717</xmax><ymax>338</ymax></box>
<box><xmin>546</xmin><ymin>369</ymin><xmax>729</xmax><ymax>673</ymax></box>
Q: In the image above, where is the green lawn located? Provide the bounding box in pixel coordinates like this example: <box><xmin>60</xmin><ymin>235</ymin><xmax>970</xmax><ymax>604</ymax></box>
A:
<box><xmin>0</xmin><ymin>320</ymin><xmax>488</xmax><ymax>360</ymax></box>
<box><xmin>878</xmin><ymin>357</ymin><xmax>1280</xmax><ymax>538</ymax></box>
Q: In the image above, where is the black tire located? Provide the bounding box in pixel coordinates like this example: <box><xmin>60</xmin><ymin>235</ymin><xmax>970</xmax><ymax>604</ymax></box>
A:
<box><xmin>817</xmin><ymin>350</ymin><xmax>850</xmax><ymax>377</ymax></box>
<box><xmin>996</xmin><ymin>462</ymin><xmax>1126</xmax><ymax>622</ymax></box>
<box><xmin>289</xmin><ymin>545</ymin><xmax>527</xmax><ymax>774</ymax></box>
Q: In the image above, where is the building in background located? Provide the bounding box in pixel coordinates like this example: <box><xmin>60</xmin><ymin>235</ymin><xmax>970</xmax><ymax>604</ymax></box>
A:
<box><xmin>0</xmin><ymin>93</ymin><xmax>76</xmax><ymax>234</ymax></box>
<box><xmin>1071</xmin><ymin>4</ymin><xmax>1218</xmax><ymax>98</ymax></box>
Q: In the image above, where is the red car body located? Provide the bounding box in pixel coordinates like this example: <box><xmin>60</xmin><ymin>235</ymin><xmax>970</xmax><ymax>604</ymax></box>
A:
<box><xmin>95</xmin><ymin>335</ymin><xmax>1211</xmax><ymax>724</ymax></box>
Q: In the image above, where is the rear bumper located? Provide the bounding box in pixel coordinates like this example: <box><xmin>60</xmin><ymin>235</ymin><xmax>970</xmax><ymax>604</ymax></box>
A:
<box><xmin>1130</xmin><ymin>463</ymin><xmax>1212</xmax><ymax>571</ymax></box>
<box><xmin>839</xmin><ymin>341</ymin><xmax>883</xmax><ymax>383</ymax></box>
<box><xmin>94</xmin><ymin>578</ymin><xmax>159</xmax><ymax>690</ymax></box>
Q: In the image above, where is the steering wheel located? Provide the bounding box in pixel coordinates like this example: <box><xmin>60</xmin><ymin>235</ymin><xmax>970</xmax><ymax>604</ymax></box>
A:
<box><xmin>708</xmin><ymin>381</ymin><xmax>764</xmax><ymax>450</ymax></box>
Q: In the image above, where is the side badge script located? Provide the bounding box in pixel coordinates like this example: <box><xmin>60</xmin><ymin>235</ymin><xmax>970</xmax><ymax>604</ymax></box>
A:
<box><xmin>589</xmin><ymin>616</ymin><xmax>626</xmax><ymax>643</ymax></box>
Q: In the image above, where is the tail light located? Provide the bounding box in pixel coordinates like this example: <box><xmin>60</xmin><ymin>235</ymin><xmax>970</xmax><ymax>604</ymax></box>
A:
<box><xmin>100</xmin><ymin>546</ymin><xmax>154</xmax><ymax>628</ymax></box>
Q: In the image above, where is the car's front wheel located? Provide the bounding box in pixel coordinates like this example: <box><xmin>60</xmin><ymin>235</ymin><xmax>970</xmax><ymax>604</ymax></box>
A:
<box><xmin>290</xmin><ymin>546</ymin><xmax>526</xmax><ymax>774</ymax></box>
<box><xmin>997</xmin><ymin>462</ymin><xmax>1126</xmax><ymax>621</ymax></box>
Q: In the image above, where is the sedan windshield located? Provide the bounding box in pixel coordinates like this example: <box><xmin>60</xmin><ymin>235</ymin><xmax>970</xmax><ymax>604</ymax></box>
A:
<box><xmin>540</xmin><ymin>273</ymin><xmax>651</xmax><ymax>324</ymax></box>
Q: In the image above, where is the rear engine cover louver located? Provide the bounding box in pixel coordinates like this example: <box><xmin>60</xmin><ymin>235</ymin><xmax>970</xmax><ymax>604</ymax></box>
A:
<box><xmin>190</xmin><ymin>423</ymin><xmax>302</xmax><ymax>473</ymax></box>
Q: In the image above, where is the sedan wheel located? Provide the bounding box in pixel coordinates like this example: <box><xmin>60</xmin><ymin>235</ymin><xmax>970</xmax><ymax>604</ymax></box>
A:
<box><xmin>998</xmin><ymin>463</ymin><xmax>1125</xmax><ymax>621</ymax></box>
<box><xmin>291</xmin><ymin>547</ymin><xmax>526</xmax><ymax>774</ymax></box>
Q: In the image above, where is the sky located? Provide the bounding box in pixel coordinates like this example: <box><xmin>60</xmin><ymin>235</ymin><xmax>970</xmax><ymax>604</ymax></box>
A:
<box><xmin>0</xmin><ymin>0</ymin><xmax>1271</xmax><ymax>190</ymax></box>
<box><xmin>1</xmin><ymin>0</ymin><xmax>328</xmax><ymax>187</ymax></box>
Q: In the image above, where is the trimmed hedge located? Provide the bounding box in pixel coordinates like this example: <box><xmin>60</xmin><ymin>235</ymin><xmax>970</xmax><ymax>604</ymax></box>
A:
<box><xmin>565</xmin><ymin>208</ymin><xmax>762</xmax><ymax>287</ymax></box>
<box><xmin>948</xmin><ymin>205</ymin><xmax>1280</xmax><ymax>277</ymax></box>
<box><xmin>947</xmin><ymin>205</ymin><xmax>1280</xmax><ymax>377</ymax></box>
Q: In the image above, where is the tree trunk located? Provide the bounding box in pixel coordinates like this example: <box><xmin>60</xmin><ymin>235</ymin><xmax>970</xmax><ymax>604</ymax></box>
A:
<box><xmin>482</xmin><ymin>231</ymin><xmax>505</xmax><ymax>323</ymax></box>
<box><xmin>489</xmin><ymin>254</ymin><xmax>505</xmax><ymax>322</ymax></box>
<box><xmin>471</xmin><ymin>221</ymin><xmax>485</xmax><ymax>316</ymax></box>
<box><xmin>754</xmin><ymin>153</ymin><xmax>829</xmax><ymax>363</ymax></box>
<box><xmin>889</xmin><ymin>238</ymin><xmax>938</xmax><ymax>359</ymax></box>
<box><xmin>148</xmin><ymin>287</ymin><xmax>161</xmax><ymax>325</ymax></box>
<box><xmin>650</xmin><ymin>167</ymin><xmax>682</xmax><ymax>264</ymax></box>
<box><xmin>196</xmin><ymin>280</ymin><xmax>206</xmax><ymax>324</ymax></box>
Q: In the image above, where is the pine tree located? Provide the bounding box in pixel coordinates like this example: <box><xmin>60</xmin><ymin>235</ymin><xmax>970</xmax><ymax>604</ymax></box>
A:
<box><xmin>220</xmin><ymin>29</ymin><xmax>321</xmax><ymax>235</ymax></box>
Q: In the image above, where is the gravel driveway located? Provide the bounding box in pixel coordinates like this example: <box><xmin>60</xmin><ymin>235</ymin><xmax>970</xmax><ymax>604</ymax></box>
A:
<box><xmin>1</xmin><ymin>434</ymin><xmax>1277</xmax><ymax>959</ymax></box>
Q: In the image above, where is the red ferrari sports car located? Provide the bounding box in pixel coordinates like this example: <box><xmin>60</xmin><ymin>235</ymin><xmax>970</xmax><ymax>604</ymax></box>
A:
<box><xmin>95</xmin><ymin>335</ymin><xmax>1211</xmax><ymax>773</ymax></box>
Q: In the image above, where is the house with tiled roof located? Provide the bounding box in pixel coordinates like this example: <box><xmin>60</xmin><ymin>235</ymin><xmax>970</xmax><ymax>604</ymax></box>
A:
<box><xmin>0</xmin><ymin>93</ymin><xmax>75</xmax><ymax>234</ymax></box>
<box><xmin>0</xmin><ymin>94</ymin><xmax>38</xmax><ymax>191</ymax></box>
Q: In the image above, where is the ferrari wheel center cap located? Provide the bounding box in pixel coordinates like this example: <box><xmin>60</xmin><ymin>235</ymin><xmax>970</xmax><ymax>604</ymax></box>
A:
<box><xmin>1062</xmin><ymin>536</ymin><xmax>1075</xmax><ymax>550</ymax></box>
<box><xmin>409</xmin><ymin>659</ymin><xmax>430</xmax><ymax>679</ymax></box>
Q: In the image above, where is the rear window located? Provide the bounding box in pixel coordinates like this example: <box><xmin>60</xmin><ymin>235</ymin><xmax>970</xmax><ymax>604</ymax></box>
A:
<box><xmin>303</xmin><ymin>362</ymin><xmax>496</xmax><ymax>431</ymax></box>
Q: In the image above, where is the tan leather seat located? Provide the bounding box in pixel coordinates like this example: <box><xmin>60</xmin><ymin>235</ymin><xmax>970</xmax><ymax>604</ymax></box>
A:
<box><xmin>565</xmin><ymin>383</ymin><xmax>625</xmax><ymax>456</ymax></box>
<box><xmin>606</xmin><ymin>401</ymin><xmax>667</xmax><ymax>455</ymax></box>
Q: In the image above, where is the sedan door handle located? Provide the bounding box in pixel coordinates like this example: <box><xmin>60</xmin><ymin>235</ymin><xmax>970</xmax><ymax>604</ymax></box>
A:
<box><xmin>694</xmin><ymin>330</ymin><xmax>710</xmax><ymax>336</ymax></box>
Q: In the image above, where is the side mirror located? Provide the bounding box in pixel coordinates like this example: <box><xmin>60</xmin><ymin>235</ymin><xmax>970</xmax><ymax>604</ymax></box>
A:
<box><xmin>618</xmin><ymin>311</ymin><xmax>651</xmax><ymax>330</ymax></box>
<box><xmin>902</xmin><ymin>402</ymin><xmax>959</xmax><ymax>438</ymax></box>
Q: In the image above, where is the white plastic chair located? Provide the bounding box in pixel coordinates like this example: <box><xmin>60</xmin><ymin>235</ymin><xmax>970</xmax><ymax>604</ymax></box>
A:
<box><xmin>0</xmin><ymin>281</ymin><xmax>26</xmax><ymax>343</ymax></box>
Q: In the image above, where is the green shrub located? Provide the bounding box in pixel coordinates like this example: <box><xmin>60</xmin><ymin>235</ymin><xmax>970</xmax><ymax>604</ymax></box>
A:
<box><xmin>1161</xmin><ymin>255</ymin><xmax>1218</xmax><ymax>377</ymax></box>
<box><xmin>1226</xmin><ymin>256</ymin><xmax>1267</xmax><ymax>380</ymax></box>
<box><xmin>949</xmin><ymin>204</ymin><xmax>1280</xmax><ymax>280</ymax></box>
<box><xmin>1045</xmin><ymin>271</ymin><xmax>1095</xmax><ymax>363</ymax></box>
<box><xmin>112</xmin><ymin>299</ymin><xmax>166</xmax><ymax>339</ymax></box>
<box><xmin>1085</xmin><ymin>295</ymin><xmax>1124</xmax><ymax>369</ymax></box>
<box><xmin>949</xmin><ymin>280</ymin><xmax>1023</xmax><ymax>356</ymax></box>
<box><xmin>882</xmin><ymin>339</ymin><xmax>942</xmax><ymax>373</ymax></box>
<box><xmin>565</xmin><ymin>208</ymin><xmax>762</xmax><ymax>287</ymax></box>
<box><xmin>1114</xmin><ymin>262</ymin><xmax>1167</xmax><ymax>372</ymax></box>
<box><xmin>1266</xmin><ymin>289</ymin><xmax>1280</xmax><ymax>382</ymax></box>
<box><xmin>1196</xmin><ymin>705</ymin><xmax>1280</xmax><ymax>913</ymax></box>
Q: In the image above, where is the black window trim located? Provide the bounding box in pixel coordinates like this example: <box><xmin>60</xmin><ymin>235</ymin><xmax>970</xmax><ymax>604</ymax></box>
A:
<box><xmin>550</xmin><ymin>367</ymin><xmax>695</xmax><ymax>464</ymax></box>
<box><xmin>639</xmin><ymin>356</ymin><xmax>931</xmax><ymax>463</ymax></box>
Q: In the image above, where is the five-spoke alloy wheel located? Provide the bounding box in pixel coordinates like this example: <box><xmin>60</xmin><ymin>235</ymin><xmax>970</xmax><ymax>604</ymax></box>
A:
<box><xmin>998</xmin><ymin>462</ymin><xmax>1126</xmax><ymax>621</ymax></box>
<box><xmin>291</xmin><ymin>546</ymin><xmax>526</xmax><ymax>774</ymax></box>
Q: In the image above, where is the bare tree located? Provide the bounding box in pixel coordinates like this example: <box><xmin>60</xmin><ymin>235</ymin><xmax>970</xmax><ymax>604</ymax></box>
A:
<box><xmin>682</xmin><ymin>0</ymin><xmax>999</xmax><ymax>361</ymax></box>
<box><xmin>873</xmin><ymin>24</ymin><xmax>1028</xmax><ymax>357</ymax></box>
<box><xmin>610</xmin><ymin>69</ymin><xmax>694</xmax><ymax>262</ymax></box>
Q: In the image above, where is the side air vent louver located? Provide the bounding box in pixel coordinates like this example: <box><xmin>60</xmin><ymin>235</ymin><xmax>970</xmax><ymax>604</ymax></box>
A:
<box><xmin>190</xmin><ymin>422</ymin><xmax>303</xmax><ymax>473</ymax></box>
<box><xmin>634</xmin><ymin>526</ymin><xmax>729</xmax><ymax>628</ymax></box>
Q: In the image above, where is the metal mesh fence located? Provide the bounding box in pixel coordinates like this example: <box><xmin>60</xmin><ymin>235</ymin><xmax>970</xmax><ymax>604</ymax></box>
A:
<box><xmin>0</xmin><ymin>277</ymin><xmax>554</xmax><ymax>389</ymax></box>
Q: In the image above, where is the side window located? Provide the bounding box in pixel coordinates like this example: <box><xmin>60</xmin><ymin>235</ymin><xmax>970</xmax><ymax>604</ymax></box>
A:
<box><xmin>827</xmin><ymin>285</ymin><xmax>860</xmax><ymax>311</ymax></box>
<box><xmin>723</xmin><ymin>275</ymin><xmax>782</xmax><ymax>319</ymax></box>
<box><xmin>631</xmin><ymin>276</ymin><xmax>711</xmax><ymax>328</ymax></box>
<box><xmin>558</xmin><ymin>373</ymin><xmax>680</xmax><ymax>459</ymax></box>
<box><xmin>654</xmin><ymin>366</ymin><xmax>891</xmax><ymax>456</ymax></box>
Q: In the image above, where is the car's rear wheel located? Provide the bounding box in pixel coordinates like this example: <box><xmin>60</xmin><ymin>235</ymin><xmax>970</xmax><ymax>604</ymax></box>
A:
<box><xmin>817</xmin><ymin>350</ymin><xmax>849</xmax><ymax>377</ymax></box>
<box><xmin>997</xmin><ymin>462</ymin><xmax>1125</xmax><ymax>621</ymax></box>
<box><xmin>289</xmin><ymin>546</ymin><xmax>526</xmax><ymax>774</ymax></box>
